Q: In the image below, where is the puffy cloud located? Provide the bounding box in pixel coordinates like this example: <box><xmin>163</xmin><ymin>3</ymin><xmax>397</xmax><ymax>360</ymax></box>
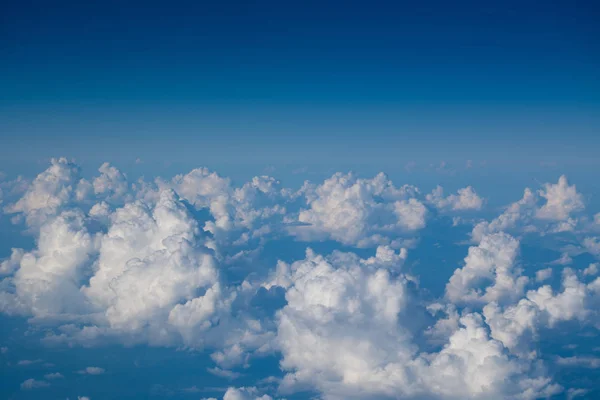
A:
<box><xmin>536</xmin><ymin>176</ymin><xmax>584</xmax><ymax>221</ymax></box>
<box><xmin>92</xmin><ymin>162</ymin><xmax>130</xmax><ymax>204</ymax></box>
<box><xmin>160</xmin><ymin>169</ymin><xmax>295</xmax><ymax>257</ymax></box>
<box><xmin>472</xmin><ymin>176</ymin><xmax>585</xmax><ymax>242</ymax></box>
<box><xmin>526</xmin><ymin>268</ymin><xmax>598</xmax><ymax>326</ymax></box>
<box><xmin>20</xmin><ymin>378</ymin><xmax>50</xmax><ymax>390</ymax></box>
<box><xmin>271</xmin><ymin>247</ymin><xmax>556</xmax><ymax>400</ymax></box>
<box><xmin>1</xmin><ymin>210</ymin><xmax>98</xmax><ymax>317</ymax></box>
<box><xmin>4</xmin><ymin>160</ymin><xmax>600</xmax><ymax>398</ymax></box>
<box><xmin>483</xmin><ymin>299</ymin><xmax>541</xmax><ymax>355</ymax></box>
<box><xmin>223</xmin><ymin>386</ymin><xmax>273</xmax><ymax>400</ymax></box>
<box><xmin>446</xmin><ymin>233</ymin><xmax>528</xmax><ymax>306</ymax></box>
<box><xmin>4</xmin><ymin>158</ymin><xmax>90</xmax><ymax>227</ymax></box>
<box><xmin>82</xmin><ymin>189</ymin><xmax>223</xmax><ymax>344</ymax></box>
<box><xmin>535</xmin><ymin>268</ymin><xmax>553</xmax><ymax>282</ymax></box>
<box><xmin>426</xmin><ymin>185</ymin><xmax>484</xmax><ymax>211</ymax></box>
<box><xmin>0</xmin><ymin>248</ymin><xmax>24</xmax><ymax>276</ymax></box>
<box><xmin>294</xmin><ymin>172</ymin><xmax>425</xmax><ymax>247</ymax></box>
<box><xmin>471</xmin><ymin>189</ymin><xmax>537</xmax><ymax>242</ymax></box>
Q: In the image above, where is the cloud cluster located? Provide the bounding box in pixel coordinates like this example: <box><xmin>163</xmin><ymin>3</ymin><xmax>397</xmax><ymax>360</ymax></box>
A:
<box><xmin>472</xmin><ymin>176</ymin><xmax>585</xmax><ymax>242</ymax></box>
<box><xmin>294</xmin><ymin>172</ymin><xmax>427</xmax><ymax>247</ymax></box>
<box><xmin>2</xmin><ymin>160</ymin><xmax>600</xmax><ymax>399</ymax></box>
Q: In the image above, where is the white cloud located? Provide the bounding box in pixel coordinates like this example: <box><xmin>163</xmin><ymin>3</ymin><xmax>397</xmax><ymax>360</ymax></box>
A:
<box><xmin>556</xmin><ymin>356</ymin><xmax>600</xmax><ymax>369</ymax></box>
<box><xmin>472</xmin><ymin>176</ymin><xmax>586</xmax><ymax>242</ymax></box>
<box><xmin>446</xmin><ymin>233</ymin><xmax>528</xmax><ymax>306</ymax></box>
<box><xmin>92</xmin><ymin>162</ymin><xmax>130</xmax><ymax>204</ymax></box>
<box><xmin>536</xmin><ymin>268</ymin><xmax>553</xmax><ymax>282</ymax></box>
<box><xmin>4</xmin><ymin>158</ymin><xmax>90</xmax><ymax>227</ymax></box>
<box><xmin>20</xmin><ymin>378</ymin><xmax>50</xmax><ymax>389</ymax></box>
<box><xmin>427</xmin><ymin>185</ymin><xmax>484</xmax><ymax>211</ymax></box>
<box><xmin>4</xmin><ymin>159</ymin><xmax>600</xmax><ymax>399</ymax></box>
<box><xmin>536</xmin><ymin>175</ymin><xmax>584</xmax><ymax>221</ymax></box>
<box><xmin>82</xmin><ymin>189</ymin><xmax>223</xmax><ymax>344</ymax></box>
<box><xmin>527</xmin><ymin>269</ymin><xmax>598</xmax><ymax>326</ymax></box>
<box><xmin>222</xmin><ymin>386</ymin><xmax>273</xmax><ymax>400</ymax></box>
<box><xmin>584</xmin><ymin>263</ymin><xmax>598</xmax><ymax>276</ymax></box>
<box><xmin>0</xmin><ymin>248</ymin><xmax>24</xmax><ymax>276</ymax></box>
<box><xmin>1</xmin><ymin>210</ymin><xmax>98</xmax><ymax>317</ymax></box>
<box><xmin>77</xmin><ymin>366</ymin><xmax>105</xmax><ymax>375</ymax></box>
<box><xmin>271</xmin><ymin>246</ymin><xmax>557</xmax><ymax>400</ymax></box>
<box><xmin>472</xmin><ymin>189</ymin><xmax>537</xmax><ymax>243</ymax></box>
<box><xmin>294</xmin><ymin>172</ymin><xmax>425</xmax><ymax>247</ymax></box>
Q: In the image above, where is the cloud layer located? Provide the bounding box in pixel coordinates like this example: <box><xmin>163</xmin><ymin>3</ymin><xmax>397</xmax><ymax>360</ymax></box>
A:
<box><xmin>1</xmin><ymin>159</ymin><xmax>600</xmax><ymax>399</ymax></box>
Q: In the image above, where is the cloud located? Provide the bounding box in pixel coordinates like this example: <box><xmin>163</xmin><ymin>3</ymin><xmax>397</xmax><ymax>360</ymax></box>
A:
<box><xmin>556</xmin><ymin>356</ymin><xmax>600</xmax><ymax>369</ymax></box>
<box><xmin>293</xmin><ymin>172</ymin><xmax>426</xmax><ymax>247</ymax></box>
<box><xmin>446</xmin><ymin>233</ymin><xmax>528</xmax><ymax>306</ymax></box>
<box><xmin>536</xmin><ymin>175</ymin><xmax>584</xmax><ymax>221</ymax></box>
<box><xmin>426</xmin><ymin>185</ymin><xmax>484</xmax><ymax>211</ymax></box>
<box><xmin>4</xmin><ymin>159</ymin><xmax>600</xmax><ymax>399</ymax></box>
<box><xmin>270</xmin><ymin>246</ymin><xmax>557</xmax><ymax>399</ymax></box>
<box><xmin>535</xmin><ymin>268</ymin><xmax>553</xmax><ymax>282</ymax></box>
<box><xmin>77</xmin><ymin>366</ymin><xmax>105</xmax><ymax>375</ymax></box>
<box><xmin>92</xmin><ymin>162</ymin><xmax>131</xmax><ymax>205</ymax></box>
<box><xmin>4</xmin><ymin>157</ymin><xmax>89</xmax><ymax>227</ymax></box>
<box><xmin>20</xmin><ymin>378</ymin><xmax>50</xmax><ymax>390</ymax></box>
<box><xmin>207</xmin><ymin>367</ymin><xmax>242</xmax><ymax>380</ymax></box>
<box><xmin>44</xmin><ymin>372</ymin><xmax>64</xmax><ymax>379</ymax></box>
<box><xmin>472</xmin><ymin>176</ymin><xmax>586</xmax><ymax>242</ymax></box>
<box><xmin>222</xmin><ymin>386</ymin><xmax>273</xmax><ymax>400</ymax></box>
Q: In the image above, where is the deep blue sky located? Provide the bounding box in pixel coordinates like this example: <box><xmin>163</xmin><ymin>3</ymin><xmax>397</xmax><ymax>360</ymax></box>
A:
<box><xmin>1</xmin><ymin>0</ymin><xmax>599</xmax><ymax>174</ymax></box>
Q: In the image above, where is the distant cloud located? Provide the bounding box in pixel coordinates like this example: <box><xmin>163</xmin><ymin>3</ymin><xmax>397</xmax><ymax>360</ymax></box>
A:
<box><xmin>77</xmin><ymin>367</ymin><xmax>105</xmax><ymax>375</ymax></box>
<box><xmin>44</xmin><ymin>372</ymin><xmax>64</xmax><ymax>379</ymax></box>
<box><xmin>20</xmin><ymin>378</ymin><xmax>50</xmax><ymax>390</ymax></box>
<box><xmin>17</xmin><ymin>359</ymin><xmax>43</xmax><ymax>366</ymax></box>
<box><xmin>208</xmin><ymin>367</ymin><xmax>242</xmax><ymax>380</ymax></box>
<box><xmin>556</xmin><ymin>356</ymin><xmax>600</xmax><ymax>369</ymax></box>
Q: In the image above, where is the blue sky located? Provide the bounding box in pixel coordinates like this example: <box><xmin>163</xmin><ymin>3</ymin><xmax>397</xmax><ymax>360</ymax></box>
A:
<box><xmin>1</xmin><ymin>2</ymin><xmax>600</xmax><ymax>400</ymax></box>
<box><xmin>1</xmin><ymin>0</ymin><xmax>599</xmax><ymax>173</ymax></box>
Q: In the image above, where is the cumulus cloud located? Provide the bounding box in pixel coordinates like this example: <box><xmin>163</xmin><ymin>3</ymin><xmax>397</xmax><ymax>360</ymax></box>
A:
<box><xmin>426</xmin><ymin>185</ymin><xmax>484</xmax><ymax>211</ymax></box>
<box><xmin>269</xmin><ymin>246</ymin><xmax>557</xmax><ymax>400</ymax></box>
<box><xmin>3</xmin><ymin>159</ymin><xmax>600</xmax><ymax>399</ymax></box>
<box><xmin>4</xmin><ymin>158</ymin><xmax>89</xmax><ymax>227</ymax></box>
<box><xmin>446</xmin><ymin>233</ymin><xmax>528</xmax><ymax>306</ymax></box>
<box><xmin>294</xmin><ymin>172</ymin><xmax>426</xmax><ymax>247</ymax></box>
<box><xmin>536</xmin><ymin>176</ymin><xmax>584</xmax><ymax>221</ymax></box>
<box><xmin>472</xmin><ymin>176</ymin><xmax>585</xmax><ymax>242</ymax></box>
